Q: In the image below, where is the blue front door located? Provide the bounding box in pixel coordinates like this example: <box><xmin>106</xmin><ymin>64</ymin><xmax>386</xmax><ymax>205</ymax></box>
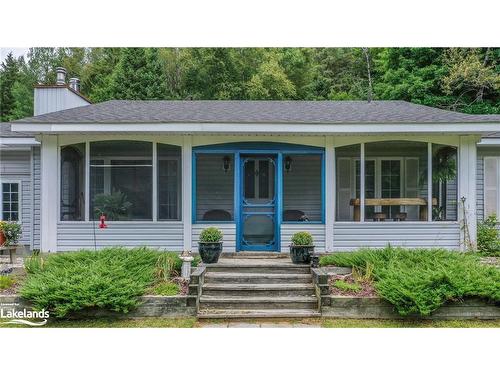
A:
<box><xmin>239</xmin><ymin>155</ymin><xmax>278</xmax><ymax>251</ymax></box>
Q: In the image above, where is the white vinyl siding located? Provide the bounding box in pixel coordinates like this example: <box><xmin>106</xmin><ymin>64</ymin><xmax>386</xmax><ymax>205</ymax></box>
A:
<box><xmin>332</xmin><ymin>222</ymin><xmax>460</xmax><ymax>250</ymax></box>
<box><xmin>0</xmin><ymin>149</ymin><xmax>34</xmax><ymax>246</ymax></box>
<box><xmin>57</xmin><ymin>221</ymin><xmax>184</xmax><ymax>251</ymax></box>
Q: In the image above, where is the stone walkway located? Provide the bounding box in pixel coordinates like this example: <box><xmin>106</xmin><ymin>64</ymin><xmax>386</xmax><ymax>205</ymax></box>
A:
<box><xmin>200</xmin><ymin>322</ymin><xmax>320</xmax><ymax>328</ymax></box>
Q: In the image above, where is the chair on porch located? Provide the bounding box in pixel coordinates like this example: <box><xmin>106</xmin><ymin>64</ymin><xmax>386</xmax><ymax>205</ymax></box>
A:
<box><xmin>203</xmin><ymin>209</ymin><xmax>232</xmax><ymax>221</ymax></box>
<box><xmin>283</xmin><ymin>209</ymin><xmax>309</xmax><ymax>222</ymax></box>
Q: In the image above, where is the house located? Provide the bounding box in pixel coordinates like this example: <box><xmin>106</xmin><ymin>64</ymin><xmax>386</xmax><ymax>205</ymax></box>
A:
<box><xmin>2</xmin><ymin>68</ymin><xmax>500</xmax><ymax>254</ymax></box>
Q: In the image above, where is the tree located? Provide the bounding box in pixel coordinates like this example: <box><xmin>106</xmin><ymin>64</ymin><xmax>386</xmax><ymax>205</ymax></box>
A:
<box><xmin>0</xmin><ymin>52</ymin><xmax>21</xmax><ymax>121</ymax></box>
<box><xmin>247</xmin><ymin>53</ymin><xmax>296</xmax><ymax>99</ymax></box>
<box><xmin>441</xmin><ymin>48</ymin><xmax>500</xmax><ymax>113</ymax></box>
<box><xmin>108</xmin><ymin>48</ymin><xmax>167</xmax><ymax>100</ymax></box>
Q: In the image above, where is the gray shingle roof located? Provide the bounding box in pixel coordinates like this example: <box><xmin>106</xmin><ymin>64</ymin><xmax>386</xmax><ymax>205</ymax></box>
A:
<box><xmin>0</xmin><ymin>123</ymin><xmax>31</xmax><ymax>138</ymax></box>
<box><xmin>11</xmin><ymin>100</ymin><xmax>500</xmax><ymax>124</ymax></box>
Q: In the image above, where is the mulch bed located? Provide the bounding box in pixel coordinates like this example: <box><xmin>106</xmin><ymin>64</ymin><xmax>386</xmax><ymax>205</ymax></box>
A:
<box><xmin>329</xmin><ymin>274</ymin><xmax>377</xmax><ymax>297</ymax></box>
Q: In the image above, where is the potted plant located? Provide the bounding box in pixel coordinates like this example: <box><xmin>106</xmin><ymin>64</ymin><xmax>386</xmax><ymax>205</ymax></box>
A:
<box><xmin>289</xmin><ymin>231</ymin><xmax>314</xmax><ymax>264</ymax></box>
<box><xmin>198</xmin><ymin>227</ymin><xmax>223</xmax><ymax>264</ymax></box>
<box><xmin>93</xmin><ymin>191</ymin><xmax>132</xmax><ymax>220</ymax></box>
<box><xmin>0</xmin><ymin>221</ymin><xmax>22</xmax><ymax>247</ymax></box>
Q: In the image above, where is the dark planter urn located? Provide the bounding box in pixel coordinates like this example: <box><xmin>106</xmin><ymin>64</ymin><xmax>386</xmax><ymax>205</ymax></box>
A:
<box><xmin>198</xmin><ymin>242</ymin><xmax>223</xmax><ymax>264</ymax></box>
<box><xmin>289</xmin><ymin>245</ymin><xmax>315</xmax><ymax>264</ymax></box>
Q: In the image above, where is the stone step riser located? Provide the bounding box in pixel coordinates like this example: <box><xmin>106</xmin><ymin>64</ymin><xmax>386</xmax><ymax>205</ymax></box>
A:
<box><xmin>204</xmin><ymin>275</ymin><xmax>312</xmax><ymax>284</ymax></box>
<box><xmin>200</xmin><ymin>301</ymin><xmax>318</xmax><ymax>310</ymax></box>
<box><xmin>202</xmin><ymin>288</ymin><xmax>315</xmax><ymax>297</ymax></box>
<box><xmin>197</xmin><ymin>310</ymin><xmax>321</xmax><ymax>319</ymax></box>
<box><xmin>205</xmin><ymin>266</ymin><xmax>311</xmax><ymax>274</ymax></box>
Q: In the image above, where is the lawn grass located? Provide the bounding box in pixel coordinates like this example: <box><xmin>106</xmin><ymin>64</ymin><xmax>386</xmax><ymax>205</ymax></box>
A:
<box><xmin>1</xmin><ymin>317</ymin><xmax>198</xmax><ymax>328</ymax></box>
<box><xmin>319</xmin><ymin>318</ymin><xmax>500</xmax><ymax>328</ymax></box>
<box><xmin>2</xmin><ymin>317</ymin><xmax>498</xmax><ymax>328</ymax></box>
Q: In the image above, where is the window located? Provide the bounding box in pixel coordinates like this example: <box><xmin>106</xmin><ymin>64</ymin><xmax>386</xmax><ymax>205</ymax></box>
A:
<box><xmin>283</xmin><ymin>154</ymin><xmax>322</xmax><ymax>222</ymax></box>
<box><xmin>2</xmin><ymin>182</ymin><xmax>20</xmax><ymax>221</ymax></box>
<box><xmin>60</xmin><ymin>143</ymin><xmax>85</xmax><ymax>221</ymax></box>
<box><xmin>432</xmin><ymin>144</ymin><xmax>458</xmax><ymax>221</ymax></box>
<box><xmin>484</xmin><ymin>156</ymin><xmax>500</xmax><ymax>218</ymax></box>
<box><xmin>196</xmin><ymin>154</ymin><xmax>234</xmax><ymax>221</ymax></box>
<box><xmin>158</xmin><ymin>144</ymin><xmax>182</xmax><ymax>220</ymax></box>
<box><xmin>90</xmin><ymin>141</ymin><xmax>153</xmax><ymax>220</ymax></box>
<box><xmin>336</xmin><ymin>141</ymin><xmax>434</xmax><ymax>222</ymax></box>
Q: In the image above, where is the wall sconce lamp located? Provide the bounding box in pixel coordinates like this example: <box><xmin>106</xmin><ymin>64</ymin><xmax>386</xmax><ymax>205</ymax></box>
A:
<box><xmin>223</xmin><ymin>155</ymin><xmax>231</xmax><ymax>173</ymax></box>
<box><xmin>284</xmin><ymin>156</ymin><xmax>293</xmax><ymax>173</ymax></box>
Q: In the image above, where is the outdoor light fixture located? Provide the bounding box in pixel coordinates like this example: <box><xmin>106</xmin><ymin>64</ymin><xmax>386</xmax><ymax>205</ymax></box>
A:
<box><xmin>284</xmin><ymin>156</ymin><xmax>293</xmax><ymax>172</ymax></box>
<box><xmin>223</xmin><ymin>155</ymin><xmax>231</xmax><ymax>173</ymax></box>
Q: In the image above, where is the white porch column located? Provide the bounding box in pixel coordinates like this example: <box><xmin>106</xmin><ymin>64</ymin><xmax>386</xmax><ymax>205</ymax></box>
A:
<box><xmin>458</xmin><ymin>135</ymin><xmax>479</xmax><ymax>250</ymax></box>
<box><xmin>182</xmin><ymin>135</ymin><xmax>193</xmax><ymax>251</ymax></box>
<box><xmin>324</xmin><ymin>136</ymin><xmax>335</xmax><ymax>252</ymax></box>
<box><xmin>40</xmin><ymin>135</ymin><xmax>58</xmax><ymax>252</ymax></box>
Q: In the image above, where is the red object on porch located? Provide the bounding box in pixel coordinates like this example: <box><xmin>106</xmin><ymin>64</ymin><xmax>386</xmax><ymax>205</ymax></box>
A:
<box><xmin>99</xmin><ymin>215</ymin><xmax>108</xmax><ymax>229</ymax></box>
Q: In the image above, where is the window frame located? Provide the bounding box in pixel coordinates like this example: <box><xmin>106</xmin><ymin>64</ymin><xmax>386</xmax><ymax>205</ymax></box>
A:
<box><xmin>58</xmin><ymin>140</ymin><xmax>183</xmax><ymax>223</ymax></box>
<box><xmin>1</xmin><ymin>180</ymin><xmax>22</xmax><ymax>223</ymax></box>
<box><xmin>483</xmin><ymin>156</ymin><xmax>500</xmax><ymax>218</ymax></box>
<box><xmin>335</xmin><ymin>141</ymin><xmax>455</xmax><ymax>223</ymax></box>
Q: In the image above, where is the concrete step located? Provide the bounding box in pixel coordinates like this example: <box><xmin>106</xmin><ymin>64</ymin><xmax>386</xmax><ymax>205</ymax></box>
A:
<box><xmin>204</xmin><ymin>272</ymin><xmax>312</xmax><ymax>284</ymax></box>
<box><xmin>221</xmin><ymin>252</ymin><xmax>289</xmax><ymax>259</ymax></box>
<box><xmin>205</xmin><ymin>263</ymin><xmax>311</xmax><ymax>274</ymax></box>
<box><xmin>199</xmin><ymin>296</ymin><xmax>318</xmax><ymax>310</ymax></box>
<box><xmin>198</xmin><ymin>309</ymin><xmax>321</xmax><ymax>319</ymax></box>
<box><xmin>202</xmin><ymin>283</ymin><xmax>315</xmax><ymax>297</ymax></box>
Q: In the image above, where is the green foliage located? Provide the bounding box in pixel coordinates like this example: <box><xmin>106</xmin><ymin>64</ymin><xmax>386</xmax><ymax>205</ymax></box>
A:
<box><xmin>199</xmin><ymin>227</ymin><xmax>223</xmax><ymax>243</ymax></box>
<box><xmin>92</xmin><ymin>191</ymin><xmax>132</xmax><ymax>220</ymax></box>
<box><xmin>155</xmin><ymin>252</ymin><xmax>182</xmax><ymax>281</ymax></box>
<box><xmin>477</xmin><ymin>215</ymin><xmax>500</xmax><ymax>256</ymax></box>
<box><xmin>0</xmin><ymin>221</ymin><xmax>22</xmax><ymax>246</ymax></box>
<box><xmin>333</xmin><ymin>279</ymin><xmax>362</xmax><ymax>293</ymax></box>
<box><xmin>151</xmin><ymin>281</ymin><xmax>180</xmax><ymax>296</ymax></box>
<box><xmin>0</xmin><ymin>275</ymin><xmax>14</xmax><ymax>290</ymax></box>
<box><xmin>320</xmin><ymin>247</ymin><xmax>500</xmax><ymax>316</ymax></box>
<box><xmin>24</xmin><ymin>253</ymin><xmax>45</xmax><ymax>274</ymax></box>
<box><xmin>20</xmin><ymin>247</ymin><xmax>160</xmax><ymax>318</ymax></box>
<box><xmin>2</xmin><ymin>47</ymin><xmax>499</xmax><ymax>122</ymax></box>
<box><xmin>291</xmin><ymin>231</ymin><xmax>314</xmax><ymax>246</ymax></box>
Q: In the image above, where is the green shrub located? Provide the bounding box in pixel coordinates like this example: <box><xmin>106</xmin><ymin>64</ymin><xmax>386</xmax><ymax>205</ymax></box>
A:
<box><xmin>320</xmin><ymin>247</ymin><xmax>500</xmax><ymax>316</ymax></box>
<box><xmin>0</xmin><ymin>221</ymin><xmax>22</xmax><ymax>246</ymax></box>
<box><xmin>291</xmin><ymin>231</ymin><xmax>313</xmax><ymax>246</ymax></box>
<box><xmin>199</xmin><ymin>227</ymin><xmax>223</xmax><ymax>243</ymax></box>
<box><xmin>333</xmin><ymin>279</ymin><xmax>362</xmax><ymax>293</ymax></box>
<box><xmin>0</xmin><ymin>275</ymin><xmax>14</xmax><ymax>290</ymax></box>
<box><xmin>477</xmin><ymin>215</ymin><xmax>500</xmax><ymax>256</ymax></box>
<box><xmin>20</xmin><ymin>247</ymin><xmax>160</xmax><ymax>318</ymax></box>
<box><xmin>151</xmin><ymin>281</ymin><xmax>180</xmax><ymax>296</ymax></box>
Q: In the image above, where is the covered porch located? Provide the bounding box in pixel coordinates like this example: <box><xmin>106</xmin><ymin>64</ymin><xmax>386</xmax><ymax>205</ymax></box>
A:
<box><xmin>27</xmin><ymin>132</ymin><xmax>478</xmax><ymax>253</ymax></box>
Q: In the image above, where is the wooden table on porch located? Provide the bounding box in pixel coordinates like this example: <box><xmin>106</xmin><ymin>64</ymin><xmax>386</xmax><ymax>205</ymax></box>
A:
<box><xmin>0</xmin><ymin>245</ymin><xmax>17</xmax><ymax>264</ymax></box>
<box><xmin>349</xmin><ymin>198</ymin><xmax>438</xmax><ymax>221</ymax></box>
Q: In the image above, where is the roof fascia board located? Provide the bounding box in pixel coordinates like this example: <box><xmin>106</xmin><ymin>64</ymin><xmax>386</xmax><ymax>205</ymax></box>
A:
<box><xmin>11</xmin><ymin>122</ymin><xmax>500</xmax><ymax>134</ymax></box>
<box><xmin>478</xmin><ymin>138</ymin><xmax>500</xmax><ymax>146</ymax></box>
<box><xmin>0</xmin><ymin>137</ymin><xmax>40</xmax><ymax>145</ymax></box>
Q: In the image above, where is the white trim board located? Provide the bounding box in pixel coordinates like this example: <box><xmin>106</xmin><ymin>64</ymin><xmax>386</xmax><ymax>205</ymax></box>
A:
<box><xmin>11</xmin><ymin>122</ymin><xmax>500</xmax><ymax>135</ymax></box>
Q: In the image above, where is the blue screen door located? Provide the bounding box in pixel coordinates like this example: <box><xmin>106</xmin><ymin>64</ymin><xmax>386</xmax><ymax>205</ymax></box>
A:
<box><xmin>239</xmin><ymin>156</ymin><xmax>278</xmax><ymax>251</ymax></box>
